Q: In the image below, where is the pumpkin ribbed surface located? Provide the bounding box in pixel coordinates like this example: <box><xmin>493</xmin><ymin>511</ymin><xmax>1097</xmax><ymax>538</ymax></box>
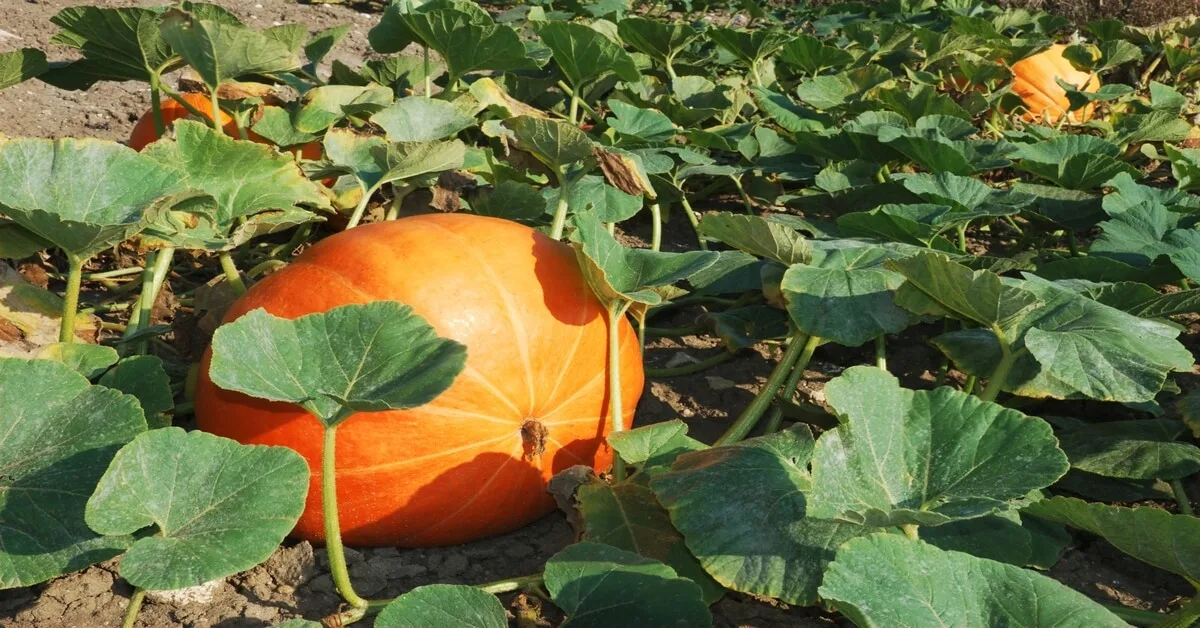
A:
<box><xmin>195</xmin><ymin>213</ymin><xmax>643</xmax><ymax>547</ymax></box>
<box><xmin>1010</xmin><ymin>44</ymin><xmax>1100</xmax><ymax>124</ymax></box>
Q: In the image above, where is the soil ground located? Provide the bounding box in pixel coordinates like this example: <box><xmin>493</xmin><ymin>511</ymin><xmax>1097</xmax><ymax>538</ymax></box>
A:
<box><xmin>1</xmin><ymin>1</ymin><xmax>1198</xmax><ymax>627</ymax></box>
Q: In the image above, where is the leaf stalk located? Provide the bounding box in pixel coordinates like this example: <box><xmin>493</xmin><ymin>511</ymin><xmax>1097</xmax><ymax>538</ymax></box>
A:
<box><xmin>716</xmin><ymin>334</ymin><xmax>819</xmax><ymax>446</ymax></box>
<box><xmin>59</xmin><ymin>256</ymin><xmax>85</xmax><ymax>344</ymax></box>
<box><xmin>322</xmin><ymin>425</ymin><xmax>370</xmax><ymax>611</ymax></box>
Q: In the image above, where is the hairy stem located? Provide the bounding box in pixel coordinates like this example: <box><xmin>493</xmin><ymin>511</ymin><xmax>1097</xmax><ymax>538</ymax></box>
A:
<box><xmin>59</xmin><ymin>256</ymin><xmax>85</xmax><ymax>344</ymax></box>
<box><xmin>606</xmin><ymin>301</ymin><xmax>632</xmax><ymax>481</ymax></box>
<box><xmin>477</xmin><ymin>573</ymin><xmax>545</xmax><ymax>595</ymax></box>
<box><xmin>209</xmin><ymin>88</ymin><xmax>223</xmax><ymax>133</ymax></box>
<box><xmin>979</xmin><ymin>339</ymin><xmax>1020</xmax><ymax>403</ymax></box>
<box><xmin>875</xmin><ymin>334</ymin><xmax>887</xmax><ymax>371</ymax></box>
<box><xmin>549</xmin><ymin>171</ymin><xmax>572</xmax><ymax>241</ymax></box>
<box><xmin>762</xmin><ymin>337</ymin><xmax>815</xmax><ymax>434</ymax></box>
<box><xmin>148</xmin><ymin>74</ymin><xmax>166</xmax><ymax>139</ymax></box>
<box><xmin>646</xmin><ymin>350</ymin><xmax>735</xmax><ymax>378</ymax></box>
<box><xmin>384</xmin><ymin>184</ymin><xmax>416</xmax><ymax>221</ymax></box>
<box><xmin>323</xmin><ymin>426</ymin><xmax>370</xmax><ymax>610</ymax></box>
<box><xmin>648</xmin><ymin>202</ymin><xmax>663</xmax><ymax>252</ymax></box>
<box><xmin>423</xmin><ymin>47</ymin><xmax>432</xmax><ymax>98</ymax></box>
<box><xmin>716</xmin><ymin>334</ymin><xmax>819</xmax><ymax>446</ymax></box>
<box><xmin>678</xmin><ymin>195</ymin><xmax>707</xmax><ymax>250</ymax></box>
<box><xmin>122</xmin><ymin>587</ymin><xmax>146</xmax><ymax>628</ymax></box>
<box><xmin>219</xmin><ymin>252</ymin><xmax>248</xmax><ymax>296</ymax></box>
<box><xmin>345</xmin><ymin>182</ymin><xmax>381</xmax><ymax>230</ymax></box>
<box><xmin>131</xmin><ymin>247</ymin><xmax>175</xmax><ymax>354</ymax></box>
<box><xmin>1171</xmin><ymin>479</ymin><xmax>1194</xmax><ymax>516</ymax></box>
<box><xmin>900</xmin><ymin>524</ymin><xmax>919</xmax><ymax>541</ymax></box>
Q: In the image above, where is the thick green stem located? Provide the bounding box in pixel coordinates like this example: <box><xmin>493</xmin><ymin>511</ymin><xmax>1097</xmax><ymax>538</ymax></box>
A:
<box><xmin>646</xmin><ymin>325</ymin><xmax>703</xmax><ymax>337</ymax></box>
<box><xmin>716</xmin><ymin>334</ymin><xmax>819</xmax><ymax>446</ymax></box>
<box><xmin>934</xmin><ymin>356</ymin><xmax>950</xmax><ymax>387</ymax></box>
<box><xmin>606</xmin><ymin>301</ymin><xmax>632</xmax><ymax>481</ymax></box>
<box><xmin>122</xmin><ymin>587</ymin><xmax>146</xmax><ymax>628</ymax></box>
<box><xmin>569</xmin><ymin>92</ymin><xmax>580</xmax><ymax>124</ymax></box>
<box><xmin>900</xmin><ymin>524</ymin><xmax>919</xmax><ymax>540</ymax></box>
<box><xmin>963</xmin><ymin>374</ymin><xmax>978</xmax><ymax>395</ymax></box>
<box><xmin>219</xmin><ymin>252</ymin><xmax>248</xmax><ymax>296</ymax></box>
<box><xmin>59</xmin><ymin>256</ymin><xmax>85</xmax><ymax>344</ymax></box>
<box><xmin>648</xmin><ymin>202</ymin><xmax>663</xmax><ymax>252</ymax></box>
<box><xmin>979</xmin><ymin>342</ymin><xmax>1020</xmax><ymax>403</ymax></box>
<box><xmin>730</xmin><ymin>176</ymin><xmax>754</xmax><ymax>212</ymax></box>
<box><xmin>148</xmin><ymin>74</ymin><xmax>166</xmax><ymax>139</ymax></box>
<box><xmin>762</xmin><ymin>336</ymin><xmax>815</xmax><ymax>434</ymax></box>
<box><xmin>477</xmin><ymin>574</ymin><xmax>544</xmax><ymax>595</ymax></box>
<box><xmin>1171</xmin><ymin>480</ymin><xmax>1194</xmax><ymax>516</ymax></box>
<box><xmin>646</xmin><ymin>350</ymin><xmax>735</xmax><ymax>378</ymax></box>
<box><xmin>1066</xmin><ymin>230</ymin><xmax>1080</xmax><ymax>257</ymax></box>
<box><xmin>346</xmin><ymin>182</ymin><xmax>381</xmax><ymax>230</ymax></box>
<box><xmin>209</xmin><ymin>88</ymin><xmax>223</xmax><ymax>132</ymax></box>
<box><xmin>124</xmin><ymin>252</ymin><xmax>156</xmax><ymax>338</ymax></box>
<box><xmin>875</xmin><ymin>334</ymin><xmax>887</xmax><ymax>371</ymax></box>
<box><xmin>549</xmin><ymin>172</ymin><xmax>572</xmax><ymax>241</ymax></box>
<box><xmin>129</xmin><ymin>247</ymin><xmax>175</xmax><ymax>354</ymax></box>
<box><xmin>384</xmin><ymin>184</ymin><xmax>416</xmax><ymax>221</ymax></box>
<box><xmin>555</xmin><ymin>80</ymin><xmax>599</xmax><ymax>123</ymax></box>
<box><xmin>678</xmin><ymin>195</ymin><xmax>707</xmax><ymax>250</ymax></box>
<box><xmin>957</xmin><ymin>224</ymin><xmax>968</xmax><ymax>253</ymax></box>
<box><xmin>323</xmin><ymin>426</ymin><xmax>370</xmax><ymax>610</ymax></box>
<box><xmin>423</xmin><ymin>47</ymin><xmax>432</xmax><ymax>97</ymax></box>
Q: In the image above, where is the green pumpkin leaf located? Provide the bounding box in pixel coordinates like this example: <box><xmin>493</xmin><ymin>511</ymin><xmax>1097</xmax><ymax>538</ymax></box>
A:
<box><xmin>577</xmin><ymin>480</ymin><xmax>724</xmax><ymax>603</ymax></box>
<box><xmin>1025</xmin><ymin>496</ymin><xmax>1200</xmax><ymax>582</ymax></box>
<box><xmin>1057</xmin><ymin>419</ymin><xmax>1200</xmax><ymax>481</ymax></box>
<box><xmin>708</xmin><ymin>28</ymin><xmax>793</xmax><ymax>69</ymax></box>
<box><xmin>617</xmin><ymin>17</ymin><xmax>700</xmax><ymax>71</ymax></box>
<box><xmin>473</xmin><ymin>180</ymin><xmax>546</xmax><ymax>222</ymax></box>
<box><xmin>99</xmin><ymin>356</ymin><xmax>173</xmax><ymax>428</ymax></box>
<box><xmin>919</xmin><ymin>512</ymin><xmax>1032</xmax><ymax>566</ymax></box>
<box><xmin>1013</xmin><ymin>136</ymin><xmax>1140</xmax><ymax>191</ymax></box>
<box><xmin>209</xmin><ymin>302</ymin><xmax>466</xmax><ymax>426</ymax></box>
<box><xmin>36</xmin><ymin>343</ymin><xmax>119</xmax><ymax>379</ymax></box>
<box><xmin>543</xmin><ymin>542</ymin><xmax>712</xmax><ymax>628</ymax></box>
<box><xmin>536</xmin><ymin>21</ymin><xmax>640</xmax><ymax>89</ymax></box>
<box><xmin>569</xmin><ymin>210</ymin><xmax>718</xmax><ymax>308</ymax></box>
<box><xmin>0</xmin><ymin>358</ymin><xmax>145</xmax><ymax>589</ymax></box>
<box><xmin>704</xmin><ymin>305</ymin><xmax>790</xmax><ymax>352</ymax></box>
<box><xmin>697</xmin><ymin>212</ymin><xmax>811</xmax><ymax>265</ymax></box>
<box><xmin>372</xmin><ymin>96</ymin><xmax>476</xmax><ymax>142</ymax></box>
<box><xmin>250</xmin><ymin>107</ymin><xmax>319</xmax><ymax>148</ymax></box>
<box><xmin>542</xmin><ymin>176</ymin><xmax>642</xmax><ymax>223</ymax></box>
<box><xmin>375</xmin><ymin>584</ymin><xmax>507</xmax><ymax>628</ymax></box>
<box><xmin>795</xmin><ymin>65</ymin><xmax>893</xmax><ymax>110</ymax></box>
<box><xmin>85</xmin><ymin>427</ymin><xmax>307</xmax><ymax>590</ymax></box>
<box><xmin>777</xmin><ymin>34</ymin><xmax>852</xmax><ymax>75</ymax></box>
<box><xmin>0</xmin><ymin>49</ymin><xmax>48</xmax><ymax>91</ymax></box>
<box><xmin>507</xmin><ymin>115</ymin><xmax>594</xmax><ymax>171</ymax></box>
<box><xmin>374</xmin><ymin>5</ymin><xmax>534</xmax><ymax>85</ymax></box>
<box><xmin>160</xmin><ymin>9</ymin><xmax>301</xmax><ymax>91</ymax></box>
<box><xmin>606</xmin><ymin>420</ymin><xmax>704</xmax><ymax>477</ymax></box>
<box><xmin>141</xmin><ymin>121</ymin><xmax>329</xmax><ymax>251</ymax></box>
<box><xmin>810</xmin><ymin>366</ymin><xmax>1068</xmax><ymax>527</ymax></box>
<box><xmin>819</xmin><ymin>534</ymin><xmax>1126</xmax><ymax>627</ymax></box>
<box><xmin>41</xmin><ymin>7</ymin><xmax>172</xmax><ymax>90</ymax></box>
<box><xmin>781</xmin><ymin>245</ymin><xmax>913</xmax><ymax>347</ymax></box>
<box><xmin>368</xmin><ymin>0</ymin><xmax>493</xmax><ymax>54</ymax></box>
<box><xmin>887</xmin><ymin>251</ymin><xmax>1042</xmax><ymax>330</ymax></box>
<box><xmin>293</xmin><ymin>85</ymin><xmax>394</xmax><ymax>133</ymax></box>
<box><xmin>0</xmin><ymin>138</ymin><xmax>183</xmax><ymax>261</ymax></box>
<box><xmin>651</xmin><ymin>426</ymin><xmax>876</xmax><ymax>605</ymax></box>
<box><xmin>607</xmin><ymin>100</ymin><xmax>676</xmax><ymax>143</ymax></box>
<box><xmin>1113</xmin><ymin>110</ymin><xmax>1191</xmax><ymax>146</ymax></box>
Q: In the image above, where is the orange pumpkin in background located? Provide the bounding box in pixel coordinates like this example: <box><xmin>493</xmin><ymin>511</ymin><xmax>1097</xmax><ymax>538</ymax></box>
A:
<box><xmin>195</xmin><ymin>213</ymin><xmax>644</xmax><ymax>547</ymax></box>
<box><xmin>1010</xmin><ymin>44</ymin><xmax>1100</xmax><ymax>124</ymax></box>
<box><xmin>128</xmin><ymin>92</ymin><xmax>245</xmax><ymax>150</ymax></box>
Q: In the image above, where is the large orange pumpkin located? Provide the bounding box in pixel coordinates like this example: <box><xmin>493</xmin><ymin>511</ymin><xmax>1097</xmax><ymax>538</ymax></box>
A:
<box><xmin>195</xmin><ymin>213</ymin><xmax>644</xmax><ymax>547</ymax></box>
<box><xmin>128</xmin><ymin>92</ymin><xmax>243</xmax><ymax>150</ymax></box>
<box><xmin>1010</xmin><ymin>44</ymin><xmax>1100</xmax><ymax>124</ymax></box>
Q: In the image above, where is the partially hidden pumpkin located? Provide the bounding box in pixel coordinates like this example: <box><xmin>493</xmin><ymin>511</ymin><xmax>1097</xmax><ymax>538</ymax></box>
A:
<box><xmin>127</xmin><ymin>92</ymin><xmax>322</xmax><ymax>162</ymax></box>
<box><xmin>1010</xmin><ymin>44</ymin><xmax>1100</xmax><ymax>124</ymax></box>
<box><xmin>195</xmin><ymin>213</ymin><xmax>644</xmax><ymax>547</ymax></box>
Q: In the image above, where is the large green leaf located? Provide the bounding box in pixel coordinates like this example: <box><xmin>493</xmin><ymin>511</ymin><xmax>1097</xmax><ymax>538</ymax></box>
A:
<box><xmin>878</xmin><ymin>124</ymin><xmax>1012</xmax><ymax>175</ymax></box>
<box><xmin>651</xmin><ymin>427</ymin><xmax>875</xmax><ymax>605</ymax></box>
<box><xmin>372</xmin><ymin>96</ymin><xmax>476</xmax><ymax>142</ymax></box>
<box><xmin>836</xmin><ymin>204</ymin><xmax>991</xmax><ymax>250</ymax></box>
<box><xmin>0</xmin><ymin>49</ymin><xmax>48</xmax><ymax>91</ymax></box>
<box><xmin>777</xmin><ymin>34</ymin><xmax>853</xmax><ymax>75</ymax></box>
<box><xmin>543</xmin><ymin>542</ymin><xmax>712</xmax><ymax>628</ymax></box>
<box><xmin>507</xmin><ymin>115</ymin><xmax>594</xmax><ymax>171</ymax></box>
<box><xmin>41</xmin><ymin>7</ymin><xmax>172</xmax><ymax>89</ymax></box>
<box><xmin>1025</xmin><ymin>496</ymin><xmax>1200</xmax><ymax>582</ymax></box>
<box><xmin>85</xmin><ymin>427</ymin><xmax>307</xmax><ymax>590</ymax></box>
<box><xmin>810</xmin><ymin>367</ymin><xmax>1068</xmax><ymax>527</ymax></box>
<box><xmin>577</xmin><ymin>480</ymin><xmax>724</xmax><ymax>603</ymax></box>
<box><xmin>607</xmin><ymin>100</ymin><xmax>676</xmax><ymax>144</ymax></box>
<box><xmin>98</xmin><ymin>356</ymin><xmax>173</xmax><ymax>429</ymax></box>
<box><xmin>0</xmin><ymin>358</ymin><xmax>145</xmax><ymax>589</ymax></box>
<box><xmin>887</xmin><ymin>251</ymin><xmax>1042</xmax><ymax>331</ymax></box>
<box><xmin>142</xmin><ymin>121</ymin><xmax>329</xmax><ymax>251</ymax></box>
<box><xmin>378</xmin><ymin>5</ymin><xmax>534</xmax><ymax>84</ymax></box>
<box><xmin>795</xmin><ymin>65</ymin><xmax>893</xmax><ymax>109</ymax></box>
<box><xmin>697</xmin><ymin>212</ymin><xmax>811</xmax><ymax>266</ymax></box>
<box><xmin>293</xmin><ymin>85</ymin><xmax>394</xmax><ymax>133</ymax></box>
<box><xmin>375</xmin><ymin>584</ymin><xmax>507</xmax><ymax>628</ymax></box>
<box><xmin>569</xmin><ymin>210</ymin><xmax>718</xmax><ymax>308</ymax></box>
<box><xmin>37</xmin><ymin>343</ymin><xmax>118</xmax><ymax>379</ymax></box>
<box><xmin>781</xmin><ymin>244</ymin><xmax>914</xmax><ymax>347</ymax></box>
<box><xmin>160</xmin><ymin>9</ymin><xmax>300</xmax><ymax>90</ymax></box>
<box><xmin>708</xmin><ymin>28</ymin><xmax>793</xmax><ymax>69</ymax></box>
<box><xmin>1090</xmin><ymin>200</ymin><xmax>1200</xmax><ymax>282</ymax></box>
<box><xmin>819</xmin><ymin>534</ymin><xmax>1127</xmax><ymax>627</ymax></box>
<box><xmin>617</xmin><ymin>17</ymin><xmax>699</xmax><ymax>70</ymax></box>
<box><xmin>368</xmin><ymin>0</ymin><xmax>493</xmax><ymax>54</ymax></box>
<box><xmin>536</xmin><ymin>21</ymin><xmax>640</xmax><ymax>89</ymax></box>
<box><xmin>0</xmin><ymin>138</ymin><xmax>182</xmax><ymax>261</ymax></box>
<box><xmin>541</xmin><ymin>175</ymin><xmax>642</xmax><ymax>223</ymax></box>
<box><xmin>1057</xmin><ymin>420</ymin><xmax>1200</xmax><ymax>481</ymax></box>
<box><xmin>208</xmin><ymin>302</ymin><xmax>466</xmax><ymax>426</ymax></box>
<box><xmin>606</xmin><ymin>420</ymin><xmax>705</xmax><ymax>478</ymax></box>
<box><xmin>1013</xmin><ymin>136</ymin><xmax>1140</xmax><ymax>191</ymax></box>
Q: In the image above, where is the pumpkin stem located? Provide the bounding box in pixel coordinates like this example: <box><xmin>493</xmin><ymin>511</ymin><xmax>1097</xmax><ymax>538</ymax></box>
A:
<box><xmin>321</xmin><ymin>425</ymin><xmax>370</xmax><ymax>611</ymax></box>
<box><xmin>521</xmin><ymin>419</ymin><xmax>549</xmax><ymax>461</ymax></box>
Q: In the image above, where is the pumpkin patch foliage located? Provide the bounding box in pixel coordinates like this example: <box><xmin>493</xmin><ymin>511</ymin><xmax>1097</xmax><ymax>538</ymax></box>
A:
<box><xmin>1</xmin><ymin>0</ymin><xmax>1199</xmax><ymax>626</ymax></box>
